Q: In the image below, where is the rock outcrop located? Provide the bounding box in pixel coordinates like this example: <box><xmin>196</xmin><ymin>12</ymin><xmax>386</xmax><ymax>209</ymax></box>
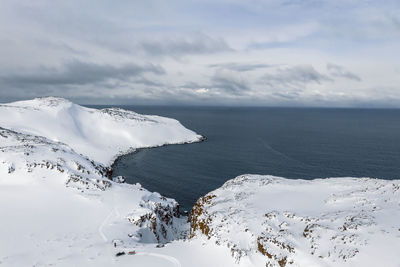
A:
<box><xmin>127</xmin><ymin>191</ymin><xmax>187</xmax><ymax>243</ymax></box>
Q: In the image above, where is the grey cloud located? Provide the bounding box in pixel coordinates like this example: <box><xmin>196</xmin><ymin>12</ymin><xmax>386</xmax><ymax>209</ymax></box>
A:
<box><xmin>180</xmin><ymin>71</ymin><xmax>250</xmax><ymax>95</ymax></box>
<box><xmin>392</xmin><ymin>15</ymin><xmax>400</xmax><ymax>29</ymax></box>
<box><xmin>132</xmin><ymin>77</ymin><xmax>164</xmax><ymax>87</ymax></box>
<box><xmin>139</xmin><ymin>34</ymin><xmax>232</xmax><ymax>57</ymax></box>
<box><xmin>262</xmin><ymin>65</ymin><xmax>332</xmax><ymax>87</ymax></box>
<box><xmin>326</xmin><ymin>63</ymin><xmax>361</xmax><ymax>81</ymax></box>
<box><xmin>209</xmin><ymin>62</ymin><xmax>273</xmax><ymax>72</ymax></box>
<box><xmin>180</xmin><ymin>82</ymin><xmax>209</xmax><ymax>89</ymax></box>
<box><xmin>1</xmin><ymin>60</ymin><xmax>165</xmax><ymax>87</ymax></box>
<box><xmin>211</xmin><ymin>69</ymin><xmax>250</xmax><ymax>93</ymax></box>
<box><xmin>272</xmin><ymin>91</ymin><xmax>301</xmax><ymax>100</ymax></box>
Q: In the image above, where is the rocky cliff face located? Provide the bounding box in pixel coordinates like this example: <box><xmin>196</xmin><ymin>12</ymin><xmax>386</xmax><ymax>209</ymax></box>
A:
<box><xmin>127</xmin><ymin>191</ymin><xmax>187</xmax><ymax>243</ymax></box>
<box><xmin>189</xmin><ymin>175</ymin><xmax>400</xmax><ymax>267</ymax></box>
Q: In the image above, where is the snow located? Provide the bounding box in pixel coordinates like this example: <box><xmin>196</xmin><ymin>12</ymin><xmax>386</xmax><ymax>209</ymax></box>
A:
<box><xmin>0</xmin><ymin>97</ymin><xmax>213</xmax><ymax>267</ymax></box>
<box><xmin>0</xmin><ymin>97</ymin><xmax>202</xmax><ymax>165</ymax></box>
<box><xmin>1</xmin><ymin>97</ymin><xmax>399</xmax><ymax>267</ymax></box>
<box><xmin>189</xmin><ymin>174</ymin><xmax>400</xmax><ymax>266</ymax></box>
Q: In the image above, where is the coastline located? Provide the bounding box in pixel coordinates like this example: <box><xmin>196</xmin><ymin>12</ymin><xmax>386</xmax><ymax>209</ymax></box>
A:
<box><xmin>109</xmin><ymin>135</ymin><xmax>207</xmax><ymax>171</ymax></box>
<box><xmin>2</xmin><ymin>98</ymin><xmax>400</xmax><ymax>266</ymax></box>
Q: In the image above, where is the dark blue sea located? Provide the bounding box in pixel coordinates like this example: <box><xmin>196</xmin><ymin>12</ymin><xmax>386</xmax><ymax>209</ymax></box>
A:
<box><xmin>101</xmin><ymin>106</ymin><xmax>400</xmax><ymax>211</ymax></box>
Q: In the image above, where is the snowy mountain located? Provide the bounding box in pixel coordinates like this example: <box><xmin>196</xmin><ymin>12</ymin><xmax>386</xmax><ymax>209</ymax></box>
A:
<box><xmin>189</xmin><ymin>174</ymin><xmax>400</xmax><ymax>267</ymax></box>
<box><xmin>1</xmin><ymin>97</ymin><xmax>399</xmax><ymax>267</ymax></box>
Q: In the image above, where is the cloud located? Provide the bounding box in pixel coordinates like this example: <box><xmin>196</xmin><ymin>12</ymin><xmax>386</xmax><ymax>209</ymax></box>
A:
<box><xmin>261</xmin><ymin>65</ymin><xmax>332</xmax><ymax>88</ymax></box>
<box><xmin>326</xmin><ymin>63</ymin><xmax>361</xmax><ymax>81</ymax></box>
<box><xmin>210</xmin><ymin>69</ymin><xmax>250</xmax><ymax>94</ymax></box>
<box><xmin>195</xmin><ymin>88</ymin><xmax>209</xmax><ymax>94</ymax></box>
<box><xmin>0</xmin><ymin>0</ymin><xmax>399</xmax><ymax>107</ymax></box>
<box><xmin>1</xmin><ymin>60</ymin><xmax>165</xmax><ymax>87</ymax></box>
<box><xmin>209</xmin><ymin>62</ymin><xmax>273</xmax><ymax>72</ymax></box>
<box><xmin>245</xmin><ymin>22</ymin><xmax>320</xmax><ymax>49</ymax></box>
<box><xmin>138</xmin><ymin>34</ymin><xmax>232</xmax><ymax>57</ymax></box>
<box><xmin>179</xmin><ymin>69</ymin><xmax>251</xmax><ymax>96</ymax></box>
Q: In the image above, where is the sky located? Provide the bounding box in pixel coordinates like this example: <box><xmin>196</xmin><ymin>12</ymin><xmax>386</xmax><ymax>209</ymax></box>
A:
<box><xmin>0</xmin><ymin>0</ymin><xmax>399</xmax><ymax>107</ymax></box>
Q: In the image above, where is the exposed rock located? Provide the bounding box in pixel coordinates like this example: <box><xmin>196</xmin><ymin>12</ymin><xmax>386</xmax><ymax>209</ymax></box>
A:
<box><xmin>112</xmin><ymin>175</ymin><xmax>126</xmax><ymax>183</ymax></box>
<box><xmin>127</xmin><ymin>193</ymin><xmax>185</xmax><ymax>243</ymax></box>
<box><xmin>189</xmin><ymin>194</ymin><xmax>216</xmax><ymax>238</ymax></box>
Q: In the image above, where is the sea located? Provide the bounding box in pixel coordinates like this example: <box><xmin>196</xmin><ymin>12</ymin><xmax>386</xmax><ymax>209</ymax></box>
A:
<box><xmin>92</xmin><ymin>106</ymin><xmax>400</xmax><ymax>212</ymax></box>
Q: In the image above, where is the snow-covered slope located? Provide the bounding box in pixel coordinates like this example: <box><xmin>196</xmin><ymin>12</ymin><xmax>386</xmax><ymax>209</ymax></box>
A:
<box><xmin>0</xmin><ymin>126</ymin><xmax>112</xmax><ymax>190</ymax></box>
<box><xmin>0</xmin><ymin>97</ymin><xmax>207</xmax><ymax>266</ymax></box>
<box><xmin>0</xmin><ymin>126</ymin><xmax>187</xmax><ymax>265</ymax></box>
<box><xmin>189</xmin><ymin>175</ymin><xmax>400</xmax><ymax>267</ymax></box>
<box><xmin>0</xmin><ymin>97</ymin><xmax>202</xmax><ymax>165</ymax></box>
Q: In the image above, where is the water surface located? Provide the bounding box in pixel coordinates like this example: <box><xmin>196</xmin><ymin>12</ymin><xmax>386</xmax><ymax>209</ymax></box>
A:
<box><xmin>106</xmin><ymin>107</ymin><xmax>400</xmax><ymax>211</ymax></box>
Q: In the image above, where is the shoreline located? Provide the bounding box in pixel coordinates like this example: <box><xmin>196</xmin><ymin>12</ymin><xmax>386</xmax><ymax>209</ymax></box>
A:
<box><xmin>110</xmin><ymin>135</ymin><xmax>207</xmax><ymax>215</ymax></box>
<box><xmin>110</xmin><ymin>135</ymin><xmax>207</xmax><ymax>171</ymax></box>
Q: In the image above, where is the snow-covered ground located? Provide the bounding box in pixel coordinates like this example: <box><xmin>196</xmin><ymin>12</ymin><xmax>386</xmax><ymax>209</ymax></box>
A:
<box><xmin>1</xmin><ymin>97</ymin><xmax>399</xmax><ymax>267</ymax></box>
<box><xmin>0</xmin><ymin>97</ymin><xmax>232</xmax><ymax>267</ymax></box>
<box><xmin>190</xmin><ymin>175</ymin><xmax>400</xmax><ymax>267</ymax></box>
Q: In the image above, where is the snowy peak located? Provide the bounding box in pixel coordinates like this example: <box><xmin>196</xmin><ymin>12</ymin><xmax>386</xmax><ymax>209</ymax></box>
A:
<box><xmin>6</xmin><ymin>96</ymin><xmax>73</xmax><ymax>109</ymax></box>
<box><xmin>22</xmin><ymin>96</ymin><xmax>72</xmax><ymax>106</ymax></box>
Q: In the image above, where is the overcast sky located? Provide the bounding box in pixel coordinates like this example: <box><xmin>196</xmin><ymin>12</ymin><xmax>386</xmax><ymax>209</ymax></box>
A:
<box><xmin>0</xmin><ymin>0</ymin><xmax>399</xmax><ymax>107</ymax></box>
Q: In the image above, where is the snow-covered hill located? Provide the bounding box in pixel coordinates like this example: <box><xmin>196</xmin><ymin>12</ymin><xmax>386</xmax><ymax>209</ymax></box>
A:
<box><xmin>189</xmin><ymin>174</ymin><xmax>400</xmax><ymax>267</ymax></box>
<box><xmin>0</xmin><ymin>97</ymin><xmax>202</xmax><ymax>165</ymax></box>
